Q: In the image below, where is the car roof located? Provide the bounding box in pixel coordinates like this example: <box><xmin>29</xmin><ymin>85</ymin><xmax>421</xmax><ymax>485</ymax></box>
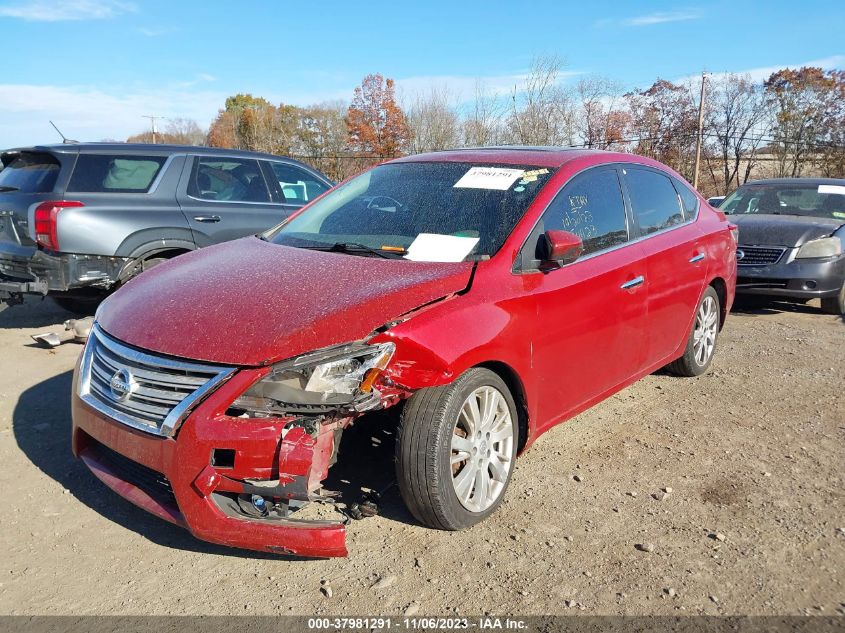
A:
<box><xmin>390</xmin><ymin>146</ymin><xmax>640</xmax><ymax>169</ymax></box>
<box><xmin>2</xmin><ymin>142</ymin><xmax>318</xmax><ymax>167</ymax></box>
<box><xmin>741</xmin><ymin>177</ymin><xmax>845</xmax><ymax>186</ymax></box>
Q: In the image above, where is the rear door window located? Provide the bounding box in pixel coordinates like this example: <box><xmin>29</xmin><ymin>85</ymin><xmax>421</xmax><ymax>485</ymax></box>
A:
<box><xmin>0</xmin><ymin>152</ymin><xmax>60</xmax><ymax>193</ymax></box>
<box><xmin>268</xmin><ymin>162</ymin><xmax>330</xmax><ymax>205</ymax></box>
<box><xmin>624</xmin><ymin>168</ymin><xmax>685</xmax><ymax>235</ymax></box>
<box><xmin>188</xmin><ymin>157</ymin><xmax>270</xmax><ymax>203</ymax></box>
<box><xmin>541</xmin><ymin>168</ymin><xmax>629</xmax><ymax>256</ymax></box>
<box><xmin>67</xmin><ymin>154</ymin><xmax>166</xmax><ymax>193</ymax></box>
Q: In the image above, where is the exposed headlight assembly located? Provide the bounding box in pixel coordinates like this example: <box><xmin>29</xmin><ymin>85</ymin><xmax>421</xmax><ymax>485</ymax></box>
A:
<box><xmin>230</xmin><ymin>342</ymin><xmax>395</xmax><ymax>417</ymax></box>
<box><xmin>795</xmin><ymin>236</ymin><xmax>842</xmax><ymax>259</ymax></box>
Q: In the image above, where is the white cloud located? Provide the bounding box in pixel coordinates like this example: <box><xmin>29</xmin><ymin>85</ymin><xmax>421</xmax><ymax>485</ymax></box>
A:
<box><xmin>611</xmin><ymin>9</ymin><xmax>701</xmax><ymax>27</ymax></box>
<box><xmin>0</xmin><ymin>0</ymin><xmax>136</xmax><ymax>21</ymax></box>
<box><xmin>675</xmin><ymin>54</ymin><xmax>845</xmax><ymax>85</ymax></box>
<box><xmin>137</xmin><ymin>25</ymin><xmax>176</xmax><ymax>37</ymax></box>
<box><xmin>0</xmin><ymin>67</ymin><xmax>593</xmax><ymax>147</ymax></box>
<box><xmin>395</xmin><ymin>70</ymin><xmax>584</xmax><ymax>104</ymax></box>
<box><xmin>0</xmin><ymin>82</ymin><xmax>226</xmax><ymax>146</ymax></box>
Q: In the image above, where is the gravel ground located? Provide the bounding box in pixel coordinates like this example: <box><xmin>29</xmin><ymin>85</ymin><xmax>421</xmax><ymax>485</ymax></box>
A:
<box><xmin>0</xmin><ymin>296</ymin><xmax>842</xmax><ymax>616</ymax></box>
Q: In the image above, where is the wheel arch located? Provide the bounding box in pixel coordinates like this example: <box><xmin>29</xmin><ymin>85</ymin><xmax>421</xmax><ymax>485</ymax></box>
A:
<box><xmin>708</xmin><ymin>276</ymin><xmax>728</xmax><ymax>330</ymax></box>
<box><xmin>474</xmin><ymin>360</ymin><xmax>530</xmax><ymax>454</ymax></box>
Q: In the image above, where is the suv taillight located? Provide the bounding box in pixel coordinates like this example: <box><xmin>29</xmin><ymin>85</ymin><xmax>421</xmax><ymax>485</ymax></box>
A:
<box><xmin>33</xmin><ymin>201</ymin><xmax>83</xmax><ymax>251</ymax></box>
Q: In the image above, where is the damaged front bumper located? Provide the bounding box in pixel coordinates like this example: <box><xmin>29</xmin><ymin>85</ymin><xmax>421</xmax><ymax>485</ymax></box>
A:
<box><xmin>71</xmin><ymin>363</ymin><xmax>354</xmax><ymax>557</ymax></box>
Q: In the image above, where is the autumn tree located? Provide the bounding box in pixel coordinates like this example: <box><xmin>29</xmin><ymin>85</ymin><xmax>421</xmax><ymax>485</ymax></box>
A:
<box><xmin>625</xmin><ymin>79</ymin><xmax>698</xmax><ymax>179</ymax></box>
<box><xmin>346</xmin><ymin>74</ymin><xmax>410</xmax><ymax>157</ymax></box>
<box><xmin>764</xmin><ymin>67</ymin><xmax>845</xmax><ymax>177</ymax></box>
<box><xmin>298</xmin><ymin>101</ymin><xmax>351</xmax><ymax>180</ymax></box>
<box><xmin>406</xmin><ymin>86</ymin><xmax>461</xmax><ymax>153</ymax></box>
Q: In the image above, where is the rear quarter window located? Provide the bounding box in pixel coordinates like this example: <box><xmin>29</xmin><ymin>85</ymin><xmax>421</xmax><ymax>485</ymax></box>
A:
<box><xmin>67</xmin><ymin>154</ymin><xmax>167</xmax><ymax>193</ymax></box>
<box><xmin>672</xmin><ymin>177</ymin><xmax>700</xmax><ymax>220</ymax></box>
<box><xmin>0</xmin><ymin>152</ymin><xmax>60</xmax><ymax>193</ymax></box>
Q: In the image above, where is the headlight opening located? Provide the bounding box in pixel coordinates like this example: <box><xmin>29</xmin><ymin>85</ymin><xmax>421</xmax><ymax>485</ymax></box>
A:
<box><xmin>230</xmin><ymin>342</ymin><xmax>395</xmax><ymax>417</ymax></box>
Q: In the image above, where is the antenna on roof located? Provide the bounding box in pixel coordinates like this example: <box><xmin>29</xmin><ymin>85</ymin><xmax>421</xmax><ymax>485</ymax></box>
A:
<box><xmin>49</xmin><ymin>121</ymin><xmax>78</xmax><ymax>144</ymax></box>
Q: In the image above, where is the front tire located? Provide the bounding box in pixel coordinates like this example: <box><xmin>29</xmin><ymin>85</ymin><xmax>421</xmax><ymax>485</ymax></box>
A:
<box><xmin>820</xmin><ymin>282</ymin><xmax>845</xmax><ymax>316</ymax></box>
<box><xmin>667</xmin><ymin>286</ymin><xmax>721</xmax><ymax>377</ymax></box>
<box><xmin>395</xmin><ymin>368</ymin><xmax>518</xmax><ymax>530</ymax></box>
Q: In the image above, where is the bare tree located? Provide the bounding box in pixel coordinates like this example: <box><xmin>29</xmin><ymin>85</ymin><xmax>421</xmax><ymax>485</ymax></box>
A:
<box><xmin>506</xmin><ymin>55</ymin><xmax>575</xmax><ymax>146</ymax></box>
<box><xmin>703</xmin><ymin>74</ymin><xmax>770</xmax><ymax>194</ymax></box>
<box><xmin>406</xmin><ymin>86</ymin><xmax>461</xmax><ymax>153</ymax></box>
<box><xmin>574</xmin><ymin>75</ymin><xmax>629</xmax><ymax>149</ymax></box>
<box><xmin>462</xmin><ymin>80</ymin><xmax>504</xmax><ymax>146</ymax></box>
<box><xmin>127</xmin><ymin>118</ymin><xmax>206</xmax><ymax>145</ymax></box>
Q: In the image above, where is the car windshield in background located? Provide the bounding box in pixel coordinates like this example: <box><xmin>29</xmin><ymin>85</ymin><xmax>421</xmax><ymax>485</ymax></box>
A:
<box><xmin>722</xmin><ymin>183</ymin><xmax>845</xmax><ymax>220</ymax></box>
<box><xmin>0</xmin><ymin>152</ymin><xmax>60</xmax><ymax>193</ymax></box>
<box><xmin>266</xmin><ymin>161</ymin><xmax>555</xmax><ymax>262</ymax></box>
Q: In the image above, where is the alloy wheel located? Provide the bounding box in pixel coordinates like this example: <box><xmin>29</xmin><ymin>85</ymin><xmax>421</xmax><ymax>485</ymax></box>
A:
<box><xmin>693</xmin><ymin>295</ymin><xmax>719</xmax><ymax>366</ymax></box>
<box><xmin>450</xmin><ymin>386</ymin><xmax>514</xmax><ymax>512</ymax></box>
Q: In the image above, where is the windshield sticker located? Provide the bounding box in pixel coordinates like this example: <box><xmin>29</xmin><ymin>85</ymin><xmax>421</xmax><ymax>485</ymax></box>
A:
<box><xmin>819</xmin><ymin>184</ymin><xmax>845</xmax><ymax>196</ymax></box>
<box><xmin>454</xmin><ymin>167</ymin><xmax>524</xmax><ymax>190</ymax></box>
<box><xmin>519</xmin><ymin>168</ymin><xmax>550</xmax><ymax>185</ymax></box>
<box><xmin>405</xmin><ymin>233</ymin><xmax>480</xmax><ymax>262</ymax></box>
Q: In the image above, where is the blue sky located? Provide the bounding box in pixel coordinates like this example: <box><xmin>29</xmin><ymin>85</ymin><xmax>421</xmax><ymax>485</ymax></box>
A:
<box><xmin>0</xmin><ymin>0</ymin><xmax>842</xmax><ymax>147</ymax></box>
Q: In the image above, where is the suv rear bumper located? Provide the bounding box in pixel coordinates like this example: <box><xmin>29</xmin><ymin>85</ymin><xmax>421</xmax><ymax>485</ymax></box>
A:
<box><xmin>0</xmin><ymin>248</ymin><xmax>128</xmax><ymax>295</ymax></box>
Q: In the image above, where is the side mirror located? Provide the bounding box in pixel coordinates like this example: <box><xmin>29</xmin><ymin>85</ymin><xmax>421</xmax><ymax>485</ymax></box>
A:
<box><xmin>540</xmin><ymin>230</ymin><xmax>583</xmax><ymax>268</ymax></box>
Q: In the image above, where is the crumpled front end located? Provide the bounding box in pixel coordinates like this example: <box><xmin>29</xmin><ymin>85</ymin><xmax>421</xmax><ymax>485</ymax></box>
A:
<box><xmin>69</xmin><ymin>327</ymin><xmax>410</xmax><ymax>557</ymax></box>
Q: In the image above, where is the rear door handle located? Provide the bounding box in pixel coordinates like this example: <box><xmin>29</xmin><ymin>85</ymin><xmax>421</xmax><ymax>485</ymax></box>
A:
<box><xmin>193</xmin><ymin>215</ymin><xmax>221</xmax><ymax>223</ymax></box>
<box><xmin>689</xmin><ymin>253</ymin><xmax>705</xmax><ymax>263</ymax></box>
<box><xmin>621</xmin><ymin>275</ymin><xmax>645</xmax><ymax>290</ymax></box>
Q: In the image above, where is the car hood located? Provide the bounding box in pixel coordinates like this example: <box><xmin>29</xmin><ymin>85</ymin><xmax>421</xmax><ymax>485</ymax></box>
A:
<box><xmin>98</xmin><ymin>237</ymin><xmax>473</xmax><ymax>366</ymax></box>
<box><xmin>731</xmin><ymin>214</ymin><xmax>844</xmax><ymax>247</ymax></box>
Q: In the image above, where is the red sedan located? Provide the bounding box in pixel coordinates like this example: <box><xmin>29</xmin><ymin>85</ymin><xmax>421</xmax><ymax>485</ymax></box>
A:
<box><xmin>71</xmin><ymin>148</ymin><xmax>737</xmax><ymax>557</ymax></box>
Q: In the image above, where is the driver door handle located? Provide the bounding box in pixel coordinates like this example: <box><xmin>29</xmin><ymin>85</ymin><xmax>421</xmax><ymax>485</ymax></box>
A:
<box><xmin>193</xmin><ymin>215</ymin><xmax>221</xmax><ymax>223</ymax></box>
<box><xmin>689</xmin><ymin>253</ymin><xmax>705</xmax><ymax>263</ymax></box>
<box><xmin>621</xmin><ymin>275</ymin><xmax>645</xmax><ymax>290</ymax></box>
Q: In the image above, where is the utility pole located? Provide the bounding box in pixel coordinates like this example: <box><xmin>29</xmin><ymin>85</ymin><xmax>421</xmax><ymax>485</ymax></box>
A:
<box><xmin>693</xmin><ymin>72</ymin><xmax>709</xmax><ymax>190</ymax></box>
<box><xmin>141</xmin><ymin>115</ymin><xmax>164</xmax><ymax>143</ymax></box>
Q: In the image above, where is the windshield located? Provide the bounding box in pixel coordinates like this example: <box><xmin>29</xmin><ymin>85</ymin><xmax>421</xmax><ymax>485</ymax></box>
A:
<box><xmin>265</xmin><ymin>161</ymin><xmax>555</xmax><ymax>262</ymax></box>
<box><xmin>722</xmin><ymin>183</ymin><xmax>845</xmax><ymax>220</ymax></box>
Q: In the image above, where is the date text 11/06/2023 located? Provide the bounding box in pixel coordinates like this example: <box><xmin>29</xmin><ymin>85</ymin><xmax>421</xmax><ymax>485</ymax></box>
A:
<box><xmin>307</xmin><ymin>617</ymin><xmax>529</xmax><ymax>630</ymax></box>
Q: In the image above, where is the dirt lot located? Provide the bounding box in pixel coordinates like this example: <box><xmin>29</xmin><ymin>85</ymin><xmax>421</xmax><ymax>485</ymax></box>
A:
<box><xmin>0</xmin><ymin>296</ymin><xmax>842</xmax><ymax>617</ymax></box>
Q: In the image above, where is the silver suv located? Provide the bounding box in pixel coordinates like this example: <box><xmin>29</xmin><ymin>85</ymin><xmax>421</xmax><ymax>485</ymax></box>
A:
<box><xmin>0</xmin><ymin>143</ymin><xmax>332</xmax><ymax>312</ymax></box>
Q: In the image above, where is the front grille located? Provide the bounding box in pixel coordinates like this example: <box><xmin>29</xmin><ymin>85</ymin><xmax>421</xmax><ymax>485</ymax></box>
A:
<box><xmin>79</xmin><ymin>324</ymin><xmax>234</xmax><ymax>436</ymax></box>
<box><xmin>89</xmin><ymin>438</ymin><xmax>177</xmax><ymax>507</ymax></box>
<box><xmin>737</xmin><ymin>245</ymin><xmax>786</xmax><ymax>266</ymax></box>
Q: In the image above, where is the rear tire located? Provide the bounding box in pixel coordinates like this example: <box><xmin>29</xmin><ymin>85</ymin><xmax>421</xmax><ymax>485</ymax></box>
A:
<box><xmin>395</xmin><ymin>368</ymin><xmax>518</xmax><ymax>530</ymax></box>
<box><xmin>667</xmin><ymin>286</ymin><xmax>721</xmax><ymax>377</ymax></box>
<box><xmin>820</xmin><ymin>282</ymin><xmax>845</xmax><ymax>316</ymax></box>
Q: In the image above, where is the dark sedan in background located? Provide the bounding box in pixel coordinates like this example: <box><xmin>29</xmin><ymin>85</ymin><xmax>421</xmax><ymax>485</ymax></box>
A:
<box><xmin>721</xmin><ymin>178</ymin><xmax>845</xmax><ymax>315</ymax></box>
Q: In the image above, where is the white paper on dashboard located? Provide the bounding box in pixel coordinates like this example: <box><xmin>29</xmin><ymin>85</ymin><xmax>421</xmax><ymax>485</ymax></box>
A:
<box><xmin>405</xmin><ymin>233</ymin><xmax>480</xmax><ymax>262</ymax></box>
<box><xmin>453</xmin><ymin>166</ymin><xmax>524</xmax><ymax>190</ymax></box>
<box><xmin>818</xmin><ymin>184</ymin><xmax>845</xmax><ymax>195</ymax></box>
